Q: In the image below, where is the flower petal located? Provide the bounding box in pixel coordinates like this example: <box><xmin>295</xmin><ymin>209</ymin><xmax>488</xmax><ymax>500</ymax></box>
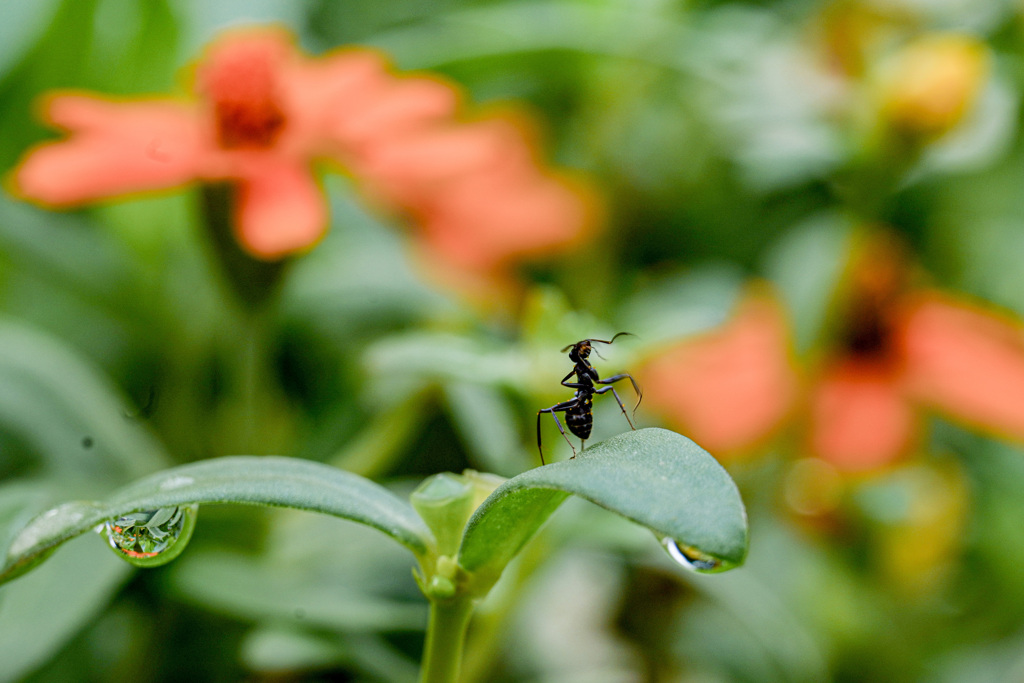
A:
<box><xmin>637</xmin><ymin>294</ymin><xmax>798</xmax><ymax>455</ymax></box>
<box><xmin>809</xmin><ymin>360</ymin><xmax>917</xmax><ymax>471</ymax></box>
<box><xmin>235</xmin><ymin>159</ymin><xmax>326</xmax><ymax>258</ymax></box>
<box><xmin>901</xmin><ymin>294</ymin><xmax>1024</xmax><ymax>440</ymax></box>
<box><xmin>291</xmin><ymin>50</ymin><xmax>458</xmax><ymax>156</ymax></box>
<box><xmin>358</xmin><ymin>119</ymin><xmax>531</xmax><ymax>207</ymax></box>
<box><xmin>418</xmin><ymin>170</ymin><xmax>594</xmax><ymax>271</ymax></box>
<box><xmin>195</xmin><ymin>28</ymin><xmax>293</xmax><ymax>150</ymax></box>
<box><xmin>335</xmin><ymin>76</ymin><xmax>459</xmax><ymax>152</ymax></box>
<box><xmin>12</xmin><ymin>95</ymin><xmax>204</xmax><ymax>205</ymax></box>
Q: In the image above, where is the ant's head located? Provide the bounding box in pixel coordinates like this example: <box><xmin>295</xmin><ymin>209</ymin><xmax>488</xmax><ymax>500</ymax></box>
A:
<box><xmin>566</xmin><ymin>340</ymin><xmax>592</xmax><ymax>363</ymax></box>
<box><xmin>561</xmin><ymin>332</ymin><xmax>633</xmax><ymax>363</ymax></box>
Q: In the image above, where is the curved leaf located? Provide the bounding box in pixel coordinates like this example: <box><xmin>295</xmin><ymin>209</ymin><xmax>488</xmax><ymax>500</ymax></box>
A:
<box><xmin>458</xmin><ymin>428</ymin><xmax>747</xmax><ymax>587</ymax></box>
<box><xmin>1</xmin><ymin>456</ymin><xmax>433</xmax><ymax>584</ymax></box>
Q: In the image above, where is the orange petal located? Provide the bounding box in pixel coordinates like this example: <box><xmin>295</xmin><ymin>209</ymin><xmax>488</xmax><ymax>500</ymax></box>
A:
<box><xmin>358</xmin><ymin>119</ymin><xmax>531</xmax><ymax>206</ymax></box>
<box><xmin>809</xmin><ymin>360</ymin><xmax>917</xmax><ymax>471</ymax></box>
<box><xmin>235</xmin><ymin>160</ymin><xmax>326</xmax><ymax>258</ymax></box>
<box><xmin>418</xmin><ymin>170</ymin><xmax>593</xmax><ymax>272</ymax></box>
<box><xmin>12</xmin><ymin>95</ymin><xmax>204</xmax><ymax>205</ymax></box>
<box><xmin>334</xmin><ymin>76</ymin><xmax>459</xmax><ymax>152</ymax></box>
<box><xmin>901</xmin><ymin>294</ymin><xmax>1024</xmax><ymax>440</ymax></box>
<box><xmin>636</xmin><ymin>294</ymin><xmax>798</xmax><ymax>455</ymax></box>
<box><xmin>294</xmin><ymin>50</ymin><xmax>458</xmax><ymax>156</ymax></box>
<box><xmin>285</xmin><ymin>50</ymin><xmax>392</xmax><ymax>151</ymax></box>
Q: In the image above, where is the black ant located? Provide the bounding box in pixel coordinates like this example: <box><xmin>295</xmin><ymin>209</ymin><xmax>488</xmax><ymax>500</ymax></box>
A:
<box><xmin>537</xmin><ymin>332</ymin><xmax>642</xmax><ymax>465</ymax></box>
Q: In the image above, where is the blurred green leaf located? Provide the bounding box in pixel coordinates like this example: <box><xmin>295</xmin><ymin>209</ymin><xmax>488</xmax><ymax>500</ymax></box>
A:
<box><xmin>0</xmin><ymin>198</ymin><xmax>149</xmax><ymax>327</ymax></box>
<box><xmin>0</xmin><ymin>533</ymin><xmax>131</xmax><ymax>683</ymax></box>
<box><xmin>763</xmin><ymin>213</ymin><xmax>853</xmax><ymax>352</ymax></box>
<box><xmin>458</xmin><ymin>428</ymin><xmax>747</xmax><ymax>589</ymax></box>
<box><xmin>329</xmin><ymin>391</ymin><xmax>430</xmax><ymax>477</ymax></box>
<box><xmin>179</xmin><ymin>0</ymin><xmax>303</xmax><ymax>54</ymax></box>
<box><xmin>364</xmin><ymin>332</ymin><xmax>526</xmax><ymax>398</ymax></box>
<box><xmin>281</xmin><ymin>181</ymin><xmax>450</xmax><ymax>340</ymax></box>
<box><xmin>0</xmin><ymin>317</ymin><xmax>167</xmax><ymax>485</ymax></box>
<box><xmin>444</xmin><ymin>382</ymin><xmax>525</xmax><ymax>477</ymax></box>
<box><xmin>368</xmin><ymin>0</ymin><xmax>687</xmax><ymax>69</ymax></box>
<box><xmin>170</xmin><ymin>550</ymin><xmax>427</xmax><ymax>631</ymax></box>
<box><xmin>673</xmin><ymin>522</ymin><xmax>832</xmax><ymax>682</ymax></box>
<box><xmin>240</xmin><ymin>627</ymin><xmax>419</xmax><ymax>682</ymax></box>
<box><xmin>240</xmin><ymin>625</ymin><xmax>348</xmax><ymax>673</ymax></box>
<box><xmin>620</xmin><ymin>266</ymin><xmax>743</xmax><ymax>350</ymax></box>
<box><xmin>0</xmin><ymin>0</ymin><xmax>61</xmax><ymax>79</ymax></box>
<box><xmin>520</xmin><ymin>286</ymin><xmax>604</xmax><ymax>353</ymax></box>
<box><xmin>0</xmin><ymin>456</ymin><xmax>433</xmax><ymax>584</ymax></box>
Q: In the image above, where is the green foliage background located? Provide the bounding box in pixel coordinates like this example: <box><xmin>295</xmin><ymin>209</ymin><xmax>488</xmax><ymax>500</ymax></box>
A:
<box><xmin>2</xmin><ymin>0</ymin><xmax>1024</xmax><ymax>681</ymax></box>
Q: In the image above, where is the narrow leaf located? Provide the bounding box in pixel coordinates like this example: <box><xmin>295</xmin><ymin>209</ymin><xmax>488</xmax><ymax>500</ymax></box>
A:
<box><xmin>1</xmin><ymin>456</ymin><xmax>433</xmax><ymax>584</ymax></box>
<box><xmin>459</xmin><ymin>428</ymin><xmax>747</xmax><ymax>587</ymax></box>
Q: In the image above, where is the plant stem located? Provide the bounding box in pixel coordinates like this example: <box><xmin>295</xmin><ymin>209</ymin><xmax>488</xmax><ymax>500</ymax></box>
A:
<box><xmin>419</xmin><ymin>595</ymin><xmax>475</xmax><ymax>683</ymax></box>
<box><xmin>198</xmin><ymin>183</ymin><xmax>288</xmax><ymax>309</ymax></box>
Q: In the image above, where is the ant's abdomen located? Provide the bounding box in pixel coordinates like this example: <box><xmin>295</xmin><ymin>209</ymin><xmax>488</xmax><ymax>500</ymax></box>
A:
<box><xmin>567</xmin><ymin>399</ymin><xmax>593</xmax><ymax>439</ymax></box>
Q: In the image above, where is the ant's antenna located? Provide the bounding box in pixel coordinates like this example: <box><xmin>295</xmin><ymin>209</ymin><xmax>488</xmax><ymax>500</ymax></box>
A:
<box><xmin>561</xmin><ymin>331</ymin><xmax>634</xmax><ymax>354</ymax></box>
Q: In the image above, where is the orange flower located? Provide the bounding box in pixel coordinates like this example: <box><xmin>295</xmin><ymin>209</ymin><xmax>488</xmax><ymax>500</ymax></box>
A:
<box><xmin>636</xmin><ymin>290</ymin><xmax>799</xmax><ymax>456</ymax></box>
<box><xmin>13</xmin><ymin>29</ymin><xmax>456</xmax><ymax>258</ymax></box>
<box><xmin>809</xmin><ymin>234</ymin><xmax>1024</xmax><ymax>471</ymax></box>
<box><xmin>11</xmin><ymin>27</ymin><xmax>594</xmax><ymax>268</ymax></box>
<box><xmin>637</xmin><ymin>236</ymin><xmax>1024</xmax><ymax>473</ymax></box>
<box><xmin>360</xmin><ymin>115</ymin><xmax>596</xmax><ymax>278</ymax></box>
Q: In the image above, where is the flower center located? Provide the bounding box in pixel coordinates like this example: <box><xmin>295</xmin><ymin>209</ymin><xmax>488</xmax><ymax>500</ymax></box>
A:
<box><xmin>838</xmin><ymin>236</ymin><xmax>908</xmax><ymax>363</ymax></box>
<box><xmin>843</xmin><ymin>296</ymin><xmax>896</xmax><ymax>360</ymax></box>
<box><xmin>199</xmin><ymin>37</ymin><xmax>287</xmax><ymax>149</ymax></box>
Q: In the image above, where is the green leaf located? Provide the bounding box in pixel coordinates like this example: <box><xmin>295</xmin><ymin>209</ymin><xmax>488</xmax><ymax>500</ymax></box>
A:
<box><xmin>240</xmin><ymin>628</ymin><xmax>418</xmax><ymax>682</ymax></box>
<box><xmin>619</xmin><ymin>266</ymin><xmax>744</xmax><ymax>350</ymax></box>
<box><xmin>444</xmin><ymin>382</ymin><xmax>524</xmax><ymax>477</ymax></box>
<box><xmin>0</xmin><ymin>534</ymin><xmax>131</xmax><ymax>683</ymax></box>
<box><xmin>170</xmin><ymin>550</ymin><xmax>428</xmax><ymax>632</ymax></box>
<box><xmin>458</xmin><ymin>428</ymin><xmax>747</xmax><ymax>588</ymax></box>
<box><xmin>281</xmin><ymin>182</ymin><xmax>449</xmax><ymax>339</ymax></box>
<box><xmin>0</xmin><ymin>482</ymin><xmax>133</xmax><ymax>683</ymax></box>
<box><xmin>0</xmin><ymin>0</ymin><xmax>60</xmax><ymax>78</ymax></box>
<box><xmin>763</xmin><ymin>213</ymin><xmax>852</xmax><ymax>353</ymax></box>
<box><xmin>1</xmin><ymin>456</ymin><xmax>434</xmax><ymax>584</ymax></box>
<box><xmin>0</xmin><ymin>318</ymin><xmax>168</xmax><ymax>485</ymax></box>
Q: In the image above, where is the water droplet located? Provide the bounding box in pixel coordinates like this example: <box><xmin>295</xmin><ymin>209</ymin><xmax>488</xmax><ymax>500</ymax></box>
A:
<box><xmin>103</xmin><ymin>505</ymin><xmax>198</xmax><ymax>568</ymax></box>
<box><xmin>662</xmin><ymin>538</ymin><xmax>725</xmax><ymax>574</ymax></box>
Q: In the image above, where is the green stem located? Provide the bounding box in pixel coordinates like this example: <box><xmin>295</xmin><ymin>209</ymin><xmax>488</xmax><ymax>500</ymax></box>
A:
<box><xmin>419</xmin><ymin>596</ymin><xmax>475</xmax><ymax>683</ymax></box>
<box><xmin>199</xmin><ymin>183</ymin><xmax>289</xmax><ymax>309</ymax></box>
<box><xmin>462</xmin><ymin>535</ymin><xmax>549</xmax><ymax>683</ymax></box>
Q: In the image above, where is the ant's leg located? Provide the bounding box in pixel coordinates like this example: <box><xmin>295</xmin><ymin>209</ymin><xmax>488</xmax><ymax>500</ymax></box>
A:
<box><xmin>537</xmin><ymin>399</ymin><xmax>579</xmax><ymax>464</ymax></box>
<box><xmin>595</xmin><ymin>384</ymin><xmax>635</xmax><ymax>430</ymax></box>
<box><xmin>595</xmin><ymin>373</ymin><xmax>642</xmax><ymax>412</ymax></box>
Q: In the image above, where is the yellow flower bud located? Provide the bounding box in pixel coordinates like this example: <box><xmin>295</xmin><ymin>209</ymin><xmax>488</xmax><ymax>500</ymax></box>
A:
<box><xmin>878</xmin><ymin>35</ymin><xmax>989</xmax><ymax>139</ymax></box>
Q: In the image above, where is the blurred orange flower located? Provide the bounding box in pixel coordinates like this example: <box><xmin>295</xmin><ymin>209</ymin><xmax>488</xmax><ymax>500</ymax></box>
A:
<box><xmin>11</xmin><ymin>26</ymin><xmax>594</xmax><ymax>268</ymax></box>
<box><xmin>638</xmin><ymin>235</ymin><xmax>1024</xmax><ymax>473</ymax></box>
<box><xmin>809</xmin><ymin>234</ymin><xmax>1024</xmax><ymax>471</ymax></box>
<box><xmin>361</xmin><ymin>117</ymin><xmax>595</xmax><ymax>275</ymax></box>
<box><xmin>636</xmin><ymin>289</ymin><xmax>800</xmax><ymax>456</ymax></box>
